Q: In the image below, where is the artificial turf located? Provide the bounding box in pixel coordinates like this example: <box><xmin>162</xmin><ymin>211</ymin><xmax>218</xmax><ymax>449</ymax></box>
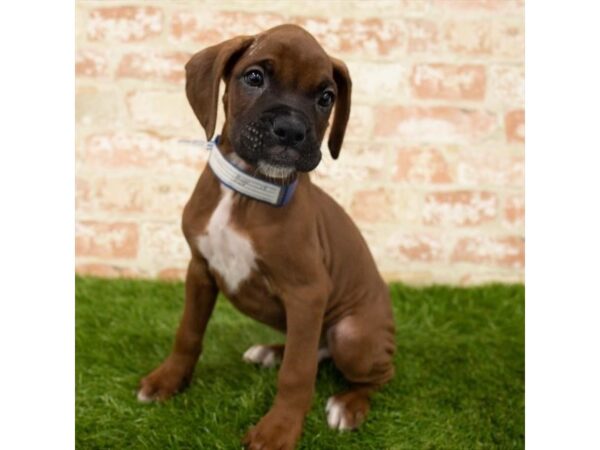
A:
<box><xmin>76</xmin><ymin>276</ymin><xmax>524</xmax><ymax>449</ymax></box>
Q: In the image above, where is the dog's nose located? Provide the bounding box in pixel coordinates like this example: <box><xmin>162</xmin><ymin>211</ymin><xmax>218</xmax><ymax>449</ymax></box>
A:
<box><xmin>272</xmin><ymin>116</ymin><xmax>306</xmax><ymax>146</ymax></box>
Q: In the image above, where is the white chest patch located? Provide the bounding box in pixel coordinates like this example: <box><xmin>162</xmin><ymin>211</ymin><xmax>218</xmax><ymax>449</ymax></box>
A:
<box><xmin>197</xmin><ymin>187</ymin><xmax>256</xmax><ymax>293</ymax></box>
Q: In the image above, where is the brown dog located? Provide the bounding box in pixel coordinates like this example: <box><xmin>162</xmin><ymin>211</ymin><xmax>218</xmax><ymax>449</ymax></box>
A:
<box><xmin>138</xmin><ymin>24</ymin><xmax>395</xmax><ymax>449</ymax></box>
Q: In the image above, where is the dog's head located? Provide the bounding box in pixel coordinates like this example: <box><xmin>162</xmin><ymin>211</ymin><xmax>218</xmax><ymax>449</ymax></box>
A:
<box><xmin>185</xmin><ymin>24</ymin><xmax>352</xmax><ymax>178</ymax></box>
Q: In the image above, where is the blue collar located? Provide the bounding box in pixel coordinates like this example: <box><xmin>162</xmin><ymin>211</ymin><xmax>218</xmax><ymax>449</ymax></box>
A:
<box><xmin>207</xmin><ymin>137</ymin><xmax>298</xmax><ymax>207</ymax></box>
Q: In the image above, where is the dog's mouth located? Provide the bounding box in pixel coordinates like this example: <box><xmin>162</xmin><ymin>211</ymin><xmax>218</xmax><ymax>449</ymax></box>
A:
<box><xmin>257</xmin><ymin>160</ymin><xmax>296</xmax><ymax>179</ymax></box>
<box><xmin>234</xmin><ymin>119</ymin><xmax>321</xmax><ymax>174</ymax></box>
<box><xmin>260</xmin><ymin>145</ymin><xmax>300</xmax><ymax>173</ymax></box>
<box><xmin>256</xmin><ymin>145</ymin><xmax>298</xmax><ymax>180</ymax></box>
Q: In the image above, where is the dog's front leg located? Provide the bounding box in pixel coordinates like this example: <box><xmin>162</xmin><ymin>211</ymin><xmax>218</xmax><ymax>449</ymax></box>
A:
<box><xmin>138</xmin><ymin>257</ymin><xmax>217</xmax><ymax>402</ymax></box>
<box><xmin>243</xmin><ymin>284</ymin><xmax>327</xmax><ymax>450</ymax></box>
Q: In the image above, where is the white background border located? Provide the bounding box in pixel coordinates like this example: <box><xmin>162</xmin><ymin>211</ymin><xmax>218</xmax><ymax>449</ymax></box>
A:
<box><xmin>526</xmin><ymin>1</ymin><xmax>600</xmax><ymax>448</ymax></box>
<box><xmin>0</xmin><ymin>1</ymin><xmax>74</xmax><ymax>449</ymax></box>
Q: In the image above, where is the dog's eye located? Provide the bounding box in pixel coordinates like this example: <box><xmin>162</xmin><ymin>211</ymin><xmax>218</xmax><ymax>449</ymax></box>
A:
<box><xmin>244</xmin><ymin>69</ymin><xmax>264</xmax><ymax>87</ymax></box>
<box><xmin>318</xmin><ymin>91</ymin><xmax>335</xmax><ymax>108</ymax></box>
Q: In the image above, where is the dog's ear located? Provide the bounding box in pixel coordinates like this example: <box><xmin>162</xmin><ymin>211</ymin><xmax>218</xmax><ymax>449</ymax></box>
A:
<box><xmin>185</xmin><ymin>36</ymin><xmax>255</xmax><ymax>140</ymax></box>
<box><xmin>328</xmin><ymin>57</ymin><xmax>352</xmax><ymax>160</ymax></box>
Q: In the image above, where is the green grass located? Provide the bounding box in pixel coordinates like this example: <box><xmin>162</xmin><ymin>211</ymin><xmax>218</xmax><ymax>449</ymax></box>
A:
<box><xmin>76</xmin><ymin>277</ymin><xmax>524</xmax><ymax>449</ymax></box>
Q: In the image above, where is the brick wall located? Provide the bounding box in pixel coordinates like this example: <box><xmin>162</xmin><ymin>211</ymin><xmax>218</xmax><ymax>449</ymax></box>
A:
<box><xmin>75</xmin><ymin>0</ymin><xmax>524</xmax><ymax>285</ymax></box>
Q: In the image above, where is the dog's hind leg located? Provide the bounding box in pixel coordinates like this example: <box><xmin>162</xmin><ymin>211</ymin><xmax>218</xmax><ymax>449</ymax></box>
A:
<box><xmin>242</xmin><ymin>344</ymin><xmax>331</xmax><ymax>368</ymax></box>
<box><xmin>325</xmin><ymin>310</ymin><xmax>395</xmax><ymax>430</ymax></box>
<box><xmin>242</xmin><ymin>343</ymin><xmax>284</xmax><ymax>368</ymax></box>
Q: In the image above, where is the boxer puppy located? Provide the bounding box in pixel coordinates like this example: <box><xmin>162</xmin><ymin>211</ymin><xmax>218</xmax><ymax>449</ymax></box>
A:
<box><xmin>138</xmin><ymin>24</ymin><xmax>395</xmax><ymax>450</ymax></box>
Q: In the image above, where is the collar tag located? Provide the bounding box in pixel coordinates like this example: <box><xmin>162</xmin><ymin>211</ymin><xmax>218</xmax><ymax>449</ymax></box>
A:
<box><xmin>207</xmin><ymin>139</ymin><xmax>297</xmax><ymax>207</ymax></box>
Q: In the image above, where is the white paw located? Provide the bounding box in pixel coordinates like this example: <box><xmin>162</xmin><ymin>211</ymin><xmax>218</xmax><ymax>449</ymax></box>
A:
<box><xmin>136</xmin><ymin>390</ymin><xmax>153</xmax><ymax>403</ymax></box>
<box><xmin>325</xmin><ymin>396</ymin><xmax>352</xmax><ymax>431</ymax></box>
<box><xmin>242</xmin><ymin>345</ymin><xmax>281</xmax><ymax>368</ymax></box>
<box><xmin>317</xmin><ymin>347</ymin><xmax>331</xmax><ymax>363</ymax></box>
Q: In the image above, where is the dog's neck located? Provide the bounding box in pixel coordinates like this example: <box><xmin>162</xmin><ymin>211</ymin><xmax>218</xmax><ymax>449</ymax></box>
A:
<box><xmin>207</xmin><ymin>136</ymin><xmax>299</xmax><ymax>207</ymax></box>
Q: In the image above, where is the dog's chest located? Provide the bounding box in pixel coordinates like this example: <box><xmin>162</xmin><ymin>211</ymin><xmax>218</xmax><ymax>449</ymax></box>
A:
<box><xmin>197</xmin><ymin>187</ymin><xmax>257</xmax><ymax>293</ymax></box>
